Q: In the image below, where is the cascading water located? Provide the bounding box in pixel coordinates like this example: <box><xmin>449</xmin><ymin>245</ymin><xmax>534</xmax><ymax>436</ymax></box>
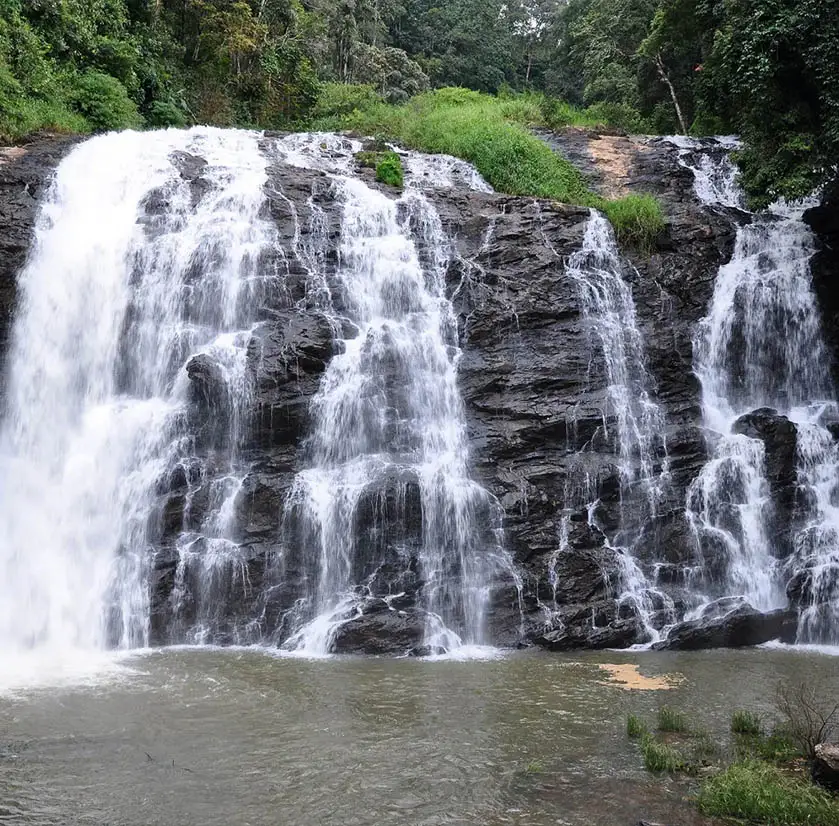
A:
<box><xmin>0</xmin><ymin>127</ymin><xmax>516</xmax><ymax>667</ymax></box>
<box><xmin>543</xmin><ymin>210</ymin><xmax>673</xmax><ymax>640</ymax></box>
<box><xmin>0</xmin><ymin>127</ymin><xmax>276</xmax><ymax>665</ymax></box>
<box><xmin>675</xmin><ymin>137</ymin><xmax>839</xmax><ymax>641</ymax></box>
<box><xmin>271</xmin><ymin>135</ymin><xmax>516</xmax><ymax>654</ymax></box>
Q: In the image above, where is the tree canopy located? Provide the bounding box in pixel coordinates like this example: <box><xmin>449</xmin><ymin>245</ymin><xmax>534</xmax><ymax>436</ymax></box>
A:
<box><xmin>1</xmin><ymin>0</ymin><xmax>837</xmax><ymax>206</ymax></box>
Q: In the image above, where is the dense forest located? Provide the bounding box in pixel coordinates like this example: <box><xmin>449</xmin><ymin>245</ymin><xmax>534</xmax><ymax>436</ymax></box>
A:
<box><xmin>1</xmin><ymin>0</ymin><xmax>837</xmax><ymax>207</ymax></box>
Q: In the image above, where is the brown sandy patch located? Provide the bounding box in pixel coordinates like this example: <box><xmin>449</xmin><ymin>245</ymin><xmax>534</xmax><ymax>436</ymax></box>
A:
<box><xmin>597</xmin><ymin>662</ymin><xmax>684</xmax><ymax>691</ymax></box>
<box><xmin>0</xmin><ymin>147</ymin><xmax>27</xmax><ymax>166</ymax></box>
<box><xmin>586</xmin><ymin>136</ymin><xmax>635</xmax><ymax>198</ymax></box>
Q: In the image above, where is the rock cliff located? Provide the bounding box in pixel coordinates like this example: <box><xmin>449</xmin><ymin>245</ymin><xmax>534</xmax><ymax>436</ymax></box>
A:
<box><xmin>2</xmin><ymin>128</ymin><xmax>826</xmax><ymax>653</ymax></box>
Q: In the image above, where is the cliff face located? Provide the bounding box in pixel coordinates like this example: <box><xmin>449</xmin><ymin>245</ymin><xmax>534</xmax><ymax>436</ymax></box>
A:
<box><xmin>0</xmin><ymin>130</ymin><xmax>784</xmax><ymax>652</ymax></box>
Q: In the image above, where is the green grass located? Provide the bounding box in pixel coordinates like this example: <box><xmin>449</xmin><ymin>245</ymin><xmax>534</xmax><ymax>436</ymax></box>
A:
<box><xmin>657</xmin><ymin>706</ymin><xmax>690</xmax><ymax>733</ymax></box>
<box><xmin>375</xmin><ymin>151</ymin><xmax>404</xmax><ymax>188</ymax></box>
<box><xmin>698</xmin><ymin>760</ymin><xmax>839</xmax><ymax>825</ymax></box>
<box><xmin>731</xmin><ymin>709</ymin><xmax>762</xmax><ymax>736</ymax></box>
<box><xmin>736</xmin><ymin>726</ymin><xmax>802</xmax><ymax>764</ymax></box>
<box><xmin>0</xmin><ymin>96</ymin><xmax>90</xmax><ymax>143</ymax></box>
<box><xmin>627</xmin><ymin>713</ymin><xmax>648</xmax><ymax>739</ymax></box>
<box><xmin>315</xmin><ymin>86</ymin><xmax>666</xmax><ymax>250</ymax></box>
<box><xmin>599</xmin><ymin>194</ymin><xmax>665</xmax><ymax>252</ymax></box>
<box><xmin>640</xmin><ymin>733</ymin><xmax>685</xmax><ymax>773</ymax></box>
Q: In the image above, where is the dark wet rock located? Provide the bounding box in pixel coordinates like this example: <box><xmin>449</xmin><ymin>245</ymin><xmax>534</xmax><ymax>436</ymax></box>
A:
<box><xmin>331</xmin><ymin>602</ymin><xmax>427</xmax><ymax>655</ymax></box>
<box><xmin>805</xmin><ymin>202</ymin><xmax>839</xmax><ymax>385</ymax></box>
<box><xmin>409</xmin><ymin>645</ymin><xmax>447</xmax><ymax>657</ymax></box>
<box><xmin>733</xmin><ymin>408</ymin><xmax>799</xmax><ymax>556</ymax></box>
<box><xmin>534</xmin><ymin>614</ymin><xmax>645</xmax><ymax>651</ymax></box>
<box><xmin>654</xmin><ymin>605</ymin><xmax>797</xmax><ymax>650</ymax></box>
<box><xmin>733</xmin><ymin>409</ymin><xmax>798</xmax><ymax>493</ymax></box>
<box><xmin>812</xmin><ymin>743</ymin><xmax>839</xmax><ymax>793</ymax></box>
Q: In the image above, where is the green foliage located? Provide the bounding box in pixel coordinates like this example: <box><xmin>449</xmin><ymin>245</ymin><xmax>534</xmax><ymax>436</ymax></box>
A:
<box><xmin>640</xmin><ymin>733</ymin><xmax>684</xmax><ymax>774</ymax></box>
<box><xmin>731</xmin><ymin>709</ymin><xmax>762</xmax><ymax>736</ymax></box>
<box><xmin>736</xmin><ymin>726</ymin><xmax>801</xmax><ymax>764</ymax></box>
<box><xmin>655</xmin><ymin>706</ymin><xmax>690</xmax><ymax>733</ymax></box>
<box><xmin>315</xmin><ymin>82</ymin><xmax>383</xmax><ymax>119</ymax></box>
<box><xmin>698</xmin><ymin>760</ymin><xmax>839</xmax><ymax>826</ymax></box>
<box><xmin>146</xmin><ymin>100</ymin><xmax>187</xmax><ymax>128</ymax></box>
<box><xmin>375</xmin><ymin>151</ymin><xmax>403</xmax><ymax>187</ymax></box>
<box><xmin>626</xmin><ymin>714</ymin><xmax>648</xmax><ymax>739</ymax></box>
<box><xmin>600</xmin><ymin>194</ymin><xmax>665</xmax><ymax>252</ymax></box>
<box><xmin>68</xmin><ymin>70</ymin><xmax>143</xmax><ymax>131</ymax></box>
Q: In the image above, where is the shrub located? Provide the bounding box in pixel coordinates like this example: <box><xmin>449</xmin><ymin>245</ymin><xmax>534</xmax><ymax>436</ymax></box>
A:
<box><xmin>68</xmin><ymin>70</ymin><xmax>142</xmax><ymax>131</ymax></box>
<box><xmin>313</xmin><ymin>82</ymin><xmax>383</xmax><ymax>120</ymax></box>
<box><xmin>0</xmin><ymin>95</ymin><xmax>89</xmax><ymax>142</ymax></box>
<box><xmin>657</xmin><ymin>706</ymin><xmax>689</xmax><ymax>733</ymax></box>
<box><xmin>146</xmin><ymin>100</ymin><xmax>187</xmax><ymax>128</ymax></box>
<box><xmin>775</xmin><ymin>680</ymin><xmax>839</xmax><ymax>760</ymax></box>
<box><xmin>583</xmin><ymin>101</ymin><xmax>646</xmax><ymax>133</ymax></box>
<box><xmin>640</xmin><ymin>733</ymin><xmax>684</xmax><ymax>773</ymax></box>
<box><xmin>698</xmin><ymin>760</ymin><xmax>839</xmax><ymax>825</ymax></box>
<box><xmin>375</xmin><ymin>151</ymin><xmax>404</xmax><ymax>188</ymax></box>
<box><xmin>627</xmin><ymin>714</ymin><xmax>648</xmax><ymax>739</ymax></box>
<box><xmin>731</xmin><ymin>709</ymin><xmax>762</xmax><ymax>736</ymax></box>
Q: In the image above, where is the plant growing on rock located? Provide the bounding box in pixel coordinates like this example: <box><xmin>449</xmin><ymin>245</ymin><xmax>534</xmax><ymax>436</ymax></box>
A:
<box><xmin>375</xmin><ymin>152</ymin><xmax>404</xmax><ymax>188</ymax></box>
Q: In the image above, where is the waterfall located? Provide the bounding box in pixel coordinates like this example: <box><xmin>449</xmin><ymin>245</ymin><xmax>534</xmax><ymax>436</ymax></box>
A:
<box><xmin>544</xmin><ymin>209</ymin><xmax>673</xmax><ymax>641</ymax></box>
<box><xmin>271</xmin><ymin>135</ymin><xmax>516</xmax><ymax>654</ymax></box>
<box><xmin>0</xmin><ymin>127</ymin><xmax>275</xmax><ymax>660</ymax></box>
<box><xmin>674</xmin><ymin>137</ymin><xmax>839</xmax><ymax>641</ymax></box>
<box><xmin>0</xmin><ymin>128</ymin><xmax>515</xmax><ymax>663</ymax></box>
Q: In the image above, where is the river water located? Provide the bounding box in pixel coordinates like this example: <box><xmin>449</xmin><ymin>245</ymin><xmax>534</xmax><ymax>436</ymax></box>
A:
<box><xmin>2</xmin><ymin>647</ymin><xmax>838</xmax><ymax>826</ymax></box>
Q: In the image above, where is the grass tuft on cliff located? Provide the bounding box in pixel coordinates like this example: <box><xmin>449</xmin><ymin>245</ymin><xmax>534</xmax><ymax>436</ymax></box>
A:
<box><xmin>315</xmin><ymin>87</ymin><xmax>665</xmax><ymax>250</ymax></box>
<box><xmin>698</xmin><ymin>760</ymin><xmax>839</xmax><ymax>825</ymax></box>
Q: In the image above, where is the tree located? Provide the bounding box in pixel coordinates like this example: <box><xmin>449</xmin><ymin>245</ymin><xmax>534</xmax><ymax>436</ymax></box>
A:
<box><xmin>708</xmin><ymin>0</ymin><xmax>839</xmax><ymax>207</ymax></box>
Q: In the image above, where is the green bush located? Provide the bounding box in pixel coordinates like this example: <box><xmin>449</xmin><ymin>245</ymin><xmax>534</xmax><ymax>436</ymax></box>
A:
<box><xmin>146</xmin><ymin>100</ymin><xmax>187</xmax><ymax>128</ymax></box>
<box><xmin>698</xmin><ymin>760</ymin><xmax>839</xmax><ymax>825</ymax></box>
<box><xmin>640</xmin><ymin>733</ymin><xmax>684</xmax><ymax>773</ymax></box>
<box><xmin>68</xmin><ymin>70</ymin><xmax>143</xmax><ymax>131</ymax></box>
<box><xmin>731</xmin><ymin>709</ymin><xmax>762</xmax><ymax>736</ymax></box>
<box><xmin>656</xmin><ymin>706</ymin><xmax>690</xmax><ymax>733</ymax></box>
<box><xmin>582</xmin><ymin>101</ymin><xmax>646</xmax><ymax>133</ymax></box>
<box><xmin>0</xmin><ymin>95</ymin><xmax>89</xmax><ymax>142</ymax></box>
<box><xmin>313</xmin><ymin>82</ymin><xmax>383</xmax><ymax>120</ymax></box>
<box><xmin>375</xmin><ymin>151</ymin><xmax>404</xmax><ymax>188</ymax></box>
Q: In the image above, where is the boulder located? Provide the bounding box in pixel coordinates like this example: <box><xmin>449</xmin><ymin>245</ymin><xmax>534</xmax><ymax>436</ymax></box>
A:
<box><xmin>654</xmin><ymin>605</ymin><xmax>798</xmax><ymax>651</ymax></box>
<box><xmin>812</xmin><ymin>743</ymin><xmax>839</xmax><ymax>793</ymax></box>
<box><xmin>732</xmin><ymin>408</ymin><xmax>798</xmax><ymax>493</ymax></box>
<box><xmin>330</xmin><ymin>601</ymin><xmax>427</xmax><ymax>655</ymax></box>
<box><xmin>534</xmin><ymin>618</ymin><xmax>644</xmax><ymax>651</ymax></box>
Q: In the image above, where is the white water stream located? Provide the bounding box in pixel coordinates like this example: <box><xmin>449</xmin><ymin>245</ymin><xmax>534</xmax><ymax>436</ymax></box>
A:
<box><xmin>674</xmin><ymin>137</ymin><xmax>839</xmax><ymax>641</ymax></box>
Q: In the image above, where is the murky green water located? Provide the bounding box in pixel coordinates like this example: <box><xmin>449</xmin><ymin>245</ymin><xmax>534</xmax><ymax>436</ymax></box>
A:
<box><xmin>1</xmin><ymin>647</ymin><xmax>837</xmax><ymax>826</ymax></box>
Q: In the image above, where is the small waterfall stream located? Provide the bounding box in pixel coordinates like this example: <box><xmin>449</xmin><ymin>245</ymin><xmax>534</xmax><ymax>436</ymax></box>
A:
<box><xmin>270</xmin><ymin>135</ymin><xmax>515</xmax><ymax>654</ymax></box>
<box><xmin>673</xmin><ymin>137</ymin><xmax>839</xmax><ymax>642</ymax></box>
<box><xmin>544</xmin><ymin>210</ymin><xmax>673</xmax><ymax>641</ymax></box>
